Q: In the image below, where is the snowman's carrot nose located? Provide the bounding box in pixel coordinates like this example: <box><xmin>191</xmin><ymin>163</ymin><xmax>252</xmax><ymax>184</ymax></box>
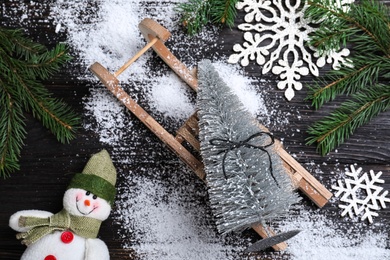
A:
<box><xmin>84</xmin><ymin>199</ymin><xmax>91</xmax><ymax>206</ymax></box>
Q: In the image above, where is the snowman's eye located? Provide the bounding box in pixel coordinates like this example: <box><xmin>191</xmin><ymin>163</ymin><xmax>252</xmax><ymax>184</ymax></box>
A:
<box><xmin>93</xmin><ymin>195</ymin><xmax>97</xmax><ymax>200</ymax></box>
<box><xmin>86</xmin><ymin>191</ymin><xmax>91</xmax><ymax>196</ymax></box>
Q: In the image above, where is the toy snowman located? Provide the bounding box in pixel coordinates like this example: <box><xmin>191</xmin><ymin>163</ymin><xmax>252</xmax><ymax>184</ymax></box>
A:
<box><xmin>9</xmin><ymin>150</ymin><xmax>117</xmax><ymax>260</ymax></box>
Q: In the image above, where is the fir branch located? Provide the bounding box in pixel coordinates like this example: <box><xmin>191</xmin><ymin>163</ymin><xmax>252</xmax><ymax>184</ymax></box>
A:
<box><xmin>176</xmin><ymin>0</ymin><xmax>211</xmax><ymax>36</ymax></box>
<box><xmin>307</xmin><ymin>57</ymin><xmax>388</xmax><ymax>109</ymax></box>
<box><xmin>305</xmin><ymin>0</ymin><xmax>390</xmax><ymax>154</ymax></box>
<box><xmin>0</xmin><ymin>84</ymin><xmax>26</xmax><ymax>178</ymax></box>
<box><xmin>306</xmin><ymin>0</ymin><xmax>389</xmax><ymax>55</ymax></box>
<box><xmin>176</xmin><ymin>0</ymin><xmax>239</xmax><ymax>35</ymax></box>
<box><xmin>6</xmin><ymin>43</ymin><xmax>76</xmax><ymax>143</ymax></box>
<box><xmin>306</xmin><ymin>84</ymin><xmax>390</xmax><ymax>156</ymax></box>
<box><xmin>16</xmin><ymin>78</ymin><xmax>78</xmax><ymax>144</ymax></box>
<box><xmin>309</xmin><ymin>26</ymin><xmax>357</xmax><ymax>55</ymax></box>
<box><xmin>306</xmin><ymin>0</ymin><xmax>353</xmax><ymax>54</ymax></box>
<box><xmin>25</xmin><ymin>43</ymin><xmax>71</xmax><ymax>80</ymax></box>
<box><xmin>352</xmin><ymin>0</ymin><xmax>390</xmax><ymax>56</ymax></box>
<box><xmin>0</xmin><ymin>28</ymin><xmax>44</xmax><ymax>59</ymax></box>
<box><xmin>210</xmin><ymin>0</ymin><xmax>239</xmax><ymax>28</ymax></box>
<box><xmin>0</xmin><ymin>27</ymin><xmax>78</xmax><ymax>178</ymax></box>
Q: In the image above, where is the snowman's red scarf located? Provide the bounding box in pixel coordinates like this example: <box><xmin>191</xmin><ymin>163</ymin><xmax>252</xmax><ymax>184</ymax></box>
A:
<box><xmin>16</xmin><ymin>209</ymin><xmax>102</xmax><ymax>246</ymax></box>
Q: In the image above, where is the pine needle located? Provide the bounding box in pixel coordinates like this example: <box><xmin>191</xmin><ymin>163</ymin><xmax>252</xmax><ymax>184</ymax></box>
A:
<box><xmin>0</xmin><ymin>27</ymin><xmax>78</xmax><ymax>178</ymax></box>
<box><xmin>305</xmin><ymin>0</ymin><xmax>390</xmax><ymax>154</ymax></box>
<box><xmin>211</xmin><ymin>0</ymin><xmax>238</xmax><ymax>27</ymax></box>
<box><xmin>176</xmin><ymin>0</ymin><xmax>211</xmax><ymax>35</ymax></box>
<box><xmin>306</xmin><ymin>84</ymin><xmax>390</xmax><ymax>156</ymax></box>
<box><xmin>176</xmin><ymin>0</ymin><xmax>239</xmax><ymax>35</ymax></box>
<box><xmin>0</xmin><ymin>86</ymin><xmax>26</xmax><ymax>178</ymax></box>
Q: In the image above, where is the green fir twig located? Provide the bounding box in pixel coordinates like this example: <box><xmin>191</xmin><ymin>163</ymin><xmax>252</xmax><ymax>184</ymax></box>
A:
<box><xmin>0</xmin><ymin>27</ymin><xmax>78</xmax><ymax>178</ymax></box>
<box><xmin>176</xmin><ymin>0</ymin><xmax>239</xmax><ymax>35</ymax></box>
<box><xmin>211</xmin><ymin>0</ymin><xmax>238</xmax><ymax>27</ymax></box>
<box><xmin>176</xmin><ymin>0</ymin><xmax>211</xmax><ymax>36</ymax></box>
<box><xmin>304</xmin><ymin>0</ymin><xmax>390</xmax><ymax>155</ymax></box>
<box><xmin>306</xmin><ymin>84</ymin><xmax>390</xmax><ymax>156</ymax></box>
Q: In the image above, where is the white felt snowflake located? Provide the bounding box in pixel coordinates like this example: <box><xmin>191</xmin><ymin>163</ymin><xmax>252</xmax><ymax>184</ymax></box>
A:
<box><xmin>332</xmin><ymin>165</ymin><xmax>390</xmax><ymax>223</ymax></box>
<box><xmin>228</xmin><ymin>0</ymin><xmax>354</xmax><ymax>101</ymax></box>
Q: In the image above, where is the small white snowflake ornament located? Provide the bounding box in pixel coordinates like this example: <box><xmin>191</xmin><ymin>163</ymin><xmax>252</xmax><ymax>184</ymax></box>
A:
<box><xmin>228</xmin><ymin>0</ymin><xmax>354</xmax><ymax>101</ymax></box>
<box><xmin>332</xmin><ymin>165</ymin><xmax>390</xmax><ymax>223</ymax></box>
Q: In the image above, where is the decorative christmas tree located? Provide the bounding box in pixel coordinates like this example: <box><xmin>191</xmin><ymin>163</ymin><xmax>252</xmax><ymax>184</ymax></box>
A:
<box><xmin>304</xmin><ymin>0</ymin><xmax>390</xmax><ymax>155</ymax></box>
<box><xmin>197</xmin><ymin>59</ymin><xmax>299</xmax><ymax>234</ymax></box>
<box><xmin>176</xmin><ymin>0</ymin><xmax>239</xmax><ymax>35</ymax></box>
<box><xmin>0</xmin><ymin>27</ymin><xmax>78</xmax><ymax>178</ymax></box>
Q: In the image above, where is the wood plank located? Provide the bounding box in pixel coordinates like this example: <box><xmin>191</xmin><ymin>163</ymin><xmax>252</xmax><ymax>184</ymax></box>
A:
<box><xmin>89</xmin><ymin>62</ymin><xmax>206</xmax><ymax>181</ymax></box>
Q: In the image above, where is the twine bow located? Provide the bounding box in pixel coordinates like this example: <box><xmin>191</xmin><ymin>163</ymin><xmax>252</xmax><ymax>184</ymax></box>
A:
<box><xmin>209</xmin><ymin>131</ymin><xmax>279</xmax><ymax>187</ymax></box>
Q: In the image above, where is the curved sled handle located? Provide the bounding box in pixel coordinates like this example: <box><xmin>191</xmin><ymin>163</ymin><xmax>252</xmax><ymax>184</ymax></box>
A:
<box><xmin>139</xmin><ymin>18</ymin><xmax>198</xmax><ymax>92</ymax></box>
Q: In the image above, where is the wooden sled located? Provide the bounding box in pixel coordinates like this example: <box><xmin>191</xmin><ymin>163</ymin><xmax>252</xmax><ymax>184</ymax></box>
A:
<box><xmin>90</xmin><ymin>18</ymin><xmax>332</xmax><ymax>251</ymax></box>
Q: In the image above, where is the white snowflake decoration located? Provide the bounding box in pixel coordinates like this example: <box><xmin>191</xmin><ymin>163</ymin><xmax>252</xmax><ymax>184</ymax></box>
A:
<box><xmin>228</xmin><ymin>0</ymin><xmax>354</xmax><ymax>101</ymax></box>
<box><xmin>332</xmin><ymin>165</ymin><xmax>390</xmax><ymax>223</ymax></box>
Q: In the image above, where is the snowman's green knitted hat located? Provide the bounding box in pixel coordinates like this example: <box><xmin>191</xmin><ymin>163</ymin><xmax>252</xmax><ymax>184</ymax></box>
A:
<box><xmin>68</xmin><ymin>150</ymin><xmax>117</xmax><ymax>205</ymax></box>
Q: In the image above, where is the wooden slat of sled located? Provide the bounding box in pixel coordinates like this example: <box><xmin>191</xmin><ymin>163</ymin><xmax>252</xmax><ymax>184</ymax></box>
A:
<box><xmin>89</xmin><ymin>62</ymin><xmax>206</xmax><ymax>181</ymax></box>
<box><xmin>90</xmin><ymin>17</ymin><xmax>332</xmax><ymax>251</ymax></box>
<box><xmin>279</xmin><ymin>148</ymin><xmax>332</xmax><ymax>208</ymax></box>
<box><xmin>177</xmin><ymin>116</ymin><xmax>332</xmax><ymax>208</ymax></box>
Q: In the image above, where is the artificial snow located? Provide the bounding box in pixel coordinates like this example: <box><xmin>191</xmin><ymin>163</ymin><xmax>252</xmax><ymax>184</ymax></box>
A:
<box><xmin>116</xmin><ymin>174</ymin><xmax>243</xmax><ymax>260</ymax></box>
<box><xmin>212</xmin><ymin>61</ymin><xmax>269</xmax><ymax>118</ymax></box>
<box><xmin>3</xmin><ymin>0</ymin><xmax>389</xmax><ymax>259</ymax></box>
<box><xmin>146</xmin><ymin>71</ymin><xmax>195</xmax><ymax>120</ymax></box>
<box><xmin>279</xmin><ymin>207</ymin><xmax>390</xmax><ymax>260</ymax></box>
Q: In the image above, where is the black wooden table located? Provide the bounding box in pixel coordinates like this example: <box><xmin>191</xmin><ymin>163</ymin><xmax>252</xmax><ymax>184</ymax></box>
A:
<box><xmin>1</xmin><ymin>1</ymin><xmax>389</xmax><ymax>259</ymax></box>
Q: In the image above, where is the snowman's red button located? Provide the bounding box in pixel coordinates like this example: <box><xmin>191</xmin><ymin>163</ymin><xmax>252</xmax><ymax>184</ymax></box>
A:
<box><xmin>44</xmin><ymin>255</ymin><xmax>57</xmax><ymax>260</ymax></box>
<box><xmin>61</xmin><ymin>231</ymin><xmax>74</xmax><ymax>244</ymax></box>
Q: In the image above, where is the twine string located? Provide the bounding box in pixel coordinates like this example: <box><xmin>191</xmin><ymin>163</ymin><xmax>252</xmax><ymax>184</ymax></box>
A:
<box><xmin>209</xmin><ymin>132</ymin><xmax>279</xmax><ymax>187</ymax></box>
